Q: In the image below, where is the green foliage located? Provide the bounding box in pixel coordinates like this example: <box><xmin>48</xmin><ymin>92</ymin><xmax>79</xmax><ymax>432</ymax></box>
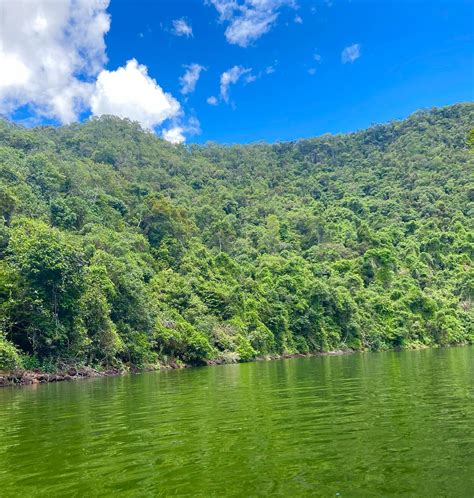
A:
<box><xmin>5</xmin><ymin>219</ymin><xmax>86</xmax><ymax>358</ymax></box>
<box><xmin>79</xmin><ymin>263</ymin><xmax>123</xmax><ymax>365</ymax></box>
<box><xmin>0</xmin><ymin>103</ymin><xmax>472</xmax><ymax>370</ymax></box>
<box><xmin>468</xmin><ymin>128</ymin><xmax>474</xmax><ymax>151</ymax></box>
<box><xmin>154</xmin><ymin>312</ymin><xmax>213</xmax><ymax>364</ymax></box>
<box><xmin>235</xmin><ymin>335</ymin><xmax>257</xmax><ymax>362</ymax></box>
<box><xmin>0</xmin><ymin>333</ymin><xmax>22</xmax><ymax>370</ymax></box>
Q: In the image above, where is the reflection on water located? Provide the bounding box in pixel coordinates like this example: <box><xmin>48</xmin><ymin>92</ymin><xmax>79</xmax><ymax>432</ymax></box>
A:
<box><xmin>0</xmin><ymin>347</ymin><xmax>473</xmax><ymax>496</ymax></box>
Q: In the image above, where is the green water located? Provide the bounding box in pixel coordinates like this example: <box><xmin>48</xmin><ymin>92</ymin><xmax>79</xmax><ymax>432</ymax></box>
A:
<box><xmin>0</xmin><ymin>348</ymin><xmax>473</xmax><ymax>497</ymax></box>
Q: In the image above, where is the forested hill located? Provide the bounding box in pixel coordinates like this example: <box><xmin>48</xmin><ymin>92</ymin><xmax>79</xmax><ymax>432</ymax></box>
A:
<box><xmin>0</xmin><ymin>103</ymin><xmax>473</xmax><ymax>371</ymax></box>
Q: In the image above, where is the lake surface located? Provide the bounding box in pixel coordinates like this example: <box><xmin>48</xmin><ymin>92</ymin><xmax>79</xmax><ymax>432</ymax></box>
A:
<box><xmin>0</xmin><ymin>347</ymin><xmax>473</xmax><ymax>497</ymax></box>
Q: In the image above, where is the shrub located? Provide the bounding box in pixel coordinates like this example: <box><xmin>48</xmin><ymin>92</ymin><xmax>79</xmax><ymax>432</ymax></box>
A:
<box><xmin>0</xmin><ymin>334</ymin><xmax>22</xmax><ymax>370</ymax></box>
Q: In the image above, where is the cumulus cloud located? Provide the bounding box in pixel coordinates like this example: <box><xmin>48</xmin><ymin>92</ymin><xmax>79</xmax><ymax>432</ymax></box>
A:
<box><xmin>90</xmin><ymin>59</ymin><xmax>181</xmax><ymax>130</ymax></box>
<box><xmin>179</xmin><ymin>63</ymin><xmax>206</xmax><ymax>95</ymax></box>
<box><xmin>0</xmin><ymin>0</ymin><xmax>198</xmax><ymax>143</ymax></box>
<box><xmin>341</xmin><ymin>43</ymin><xmax>361</xmax><ymax>63</ymax></box>
<box><xmin>0</xmin><ymin>0</ymin><xmax>110</xmax><ymax>123</ymax></box>
<box><xmin>162</xmin><ymin>116</ymin><xmax>201</xmax><ymax>144</ymax></box>
<box><xmin>172</xmin><ymin>18</ymin><xmax>193</xmax><ymax>37</ymax></box>
<box><xmin>207</xmin><ymin>96</ymin><xmax>218</xmax><ymax>105</ymax></box>
<box><xmin>294</xmin><ymin>15</ymin><xmax>303</xmax><ymax>24</ymax></box>
<box><xmin>162</xmin><ymin>126</ymin><xmax>185</xmax><ymax>144</ymax></box>
<box><xmin>207</xmin><ymin>0</ymin><xmax>295</xmax><ymax>47</ymax></box>
<box><xmin>220</xmin><ymin>65</ymin><xmax>253</xmax><ymax>102</ymax></box>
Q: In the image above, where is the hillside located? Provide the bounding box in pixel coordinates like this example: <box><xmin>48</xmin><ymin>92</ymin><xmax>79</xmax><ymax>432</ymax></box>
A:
<box><xmin>0</xmin><ymin>103</ymin><xmax>473</xmax><ymax>371</ymax></box>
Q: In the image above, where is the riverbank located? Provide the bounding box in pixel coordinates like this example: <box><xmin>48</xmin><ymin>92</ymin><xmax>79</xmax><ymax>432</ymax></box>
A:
<box><xmin>0</xmin><ymin>349</ymin><xmax>355</xmax><ymax>387</ymax></box>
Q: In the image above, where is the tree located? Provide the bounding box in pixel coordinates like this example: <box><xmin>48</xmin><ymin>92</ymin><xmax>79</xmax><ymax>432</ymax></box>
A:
<box><xmin>6</xmin><ymin>219</ymin><xmax>85</xmax><ymax>357</ymax></box>
<box><xmin>0</xmin><ymin>104</ymin><xmax>473</xmax><ymax>370</ymax></box>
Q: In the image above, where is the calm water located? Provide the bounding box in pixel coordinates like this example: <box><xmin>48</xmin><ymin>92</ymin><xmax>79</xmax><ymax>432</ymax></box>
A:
<box><xmin>0</xmin><ymin>348</ymin><xmax>473</xmax><ymax>497</ymax></box>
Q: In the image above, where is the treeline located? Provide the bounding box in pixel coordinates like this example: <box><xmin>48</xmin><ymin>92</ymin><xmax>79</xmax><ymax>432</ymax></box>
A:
<box><xmin>0</xmin><ymin>103</ymin><xmax>473</xmax><ymax>371</ymax></box>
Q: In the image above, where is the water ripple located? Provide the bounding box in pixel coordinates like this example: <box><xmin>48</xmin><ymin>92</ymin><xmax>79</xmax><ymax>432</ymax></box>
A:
<box><xmin>0</xmin><ymin>347</ymin><xmax>473</xmax><ymax>497</ymax></box>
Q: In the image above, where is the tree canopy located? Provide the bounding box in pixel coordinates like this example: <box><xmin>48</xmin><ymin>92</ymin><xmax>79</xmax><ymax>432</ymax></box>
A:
<box><xmin>0</xmin><ymin>103</ymin><xmax>473</xmax><ymax>370</ymax></box>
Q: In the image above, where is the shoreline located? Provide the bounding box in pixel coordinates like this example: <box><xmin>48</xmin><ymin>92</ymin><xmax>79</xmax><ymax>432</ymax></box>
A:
<box><xmin>7</xmin><ymin>344</ymin><xmax>471</xmax><ymax>388</ymax></box>
<box><xmin>0</xmin><ymin>349</ymin><xmax>356</xmax><ymax>388</ymax></box>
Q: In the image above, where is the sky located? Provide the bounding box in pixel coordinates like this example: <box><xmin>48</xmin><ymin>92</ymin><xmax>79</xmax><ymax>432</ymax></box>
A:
<box><xmin>0</xmin><ymin>0</ymin><xmax>473</xmax><ymax>144</ymax></box>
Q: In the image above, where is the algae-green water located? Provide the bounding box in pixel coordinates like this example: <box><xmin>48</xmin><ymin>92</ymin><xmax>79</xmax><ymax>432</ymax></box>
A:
<box><xmin>1</xmin><ymin>347</ymin><xmax>473</xmax><ymax>496</ymax></box>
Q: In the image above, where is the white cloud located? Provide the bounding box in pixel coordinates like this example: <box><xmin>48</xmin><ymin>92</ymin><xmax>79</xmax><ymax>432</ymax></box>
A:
<box><xmin>220</xmin><ymin>65</ymin><xmax>253</xmax><ymax>102</ymax></box>
<box><xmin>90</xmin><ymin>59</ymin><xmax>181</xmax><ymax>130</ymax></box>
<box><xmin>172</xmin><ymin>18</ymin><xmax>193</xmax><ymax>37</ymax></box>
<box><xmin>265</xmin><ymin>65</ymin><xmax>276</xmax><ymax>74</ymax></box>
<box><xmin>162</xmin><ymin>126</ymin><xmax>185</xmax><ymax>144</ymax></box>
<box><xmin>187</xmin><ymin>116</ymin><xmax>201</xmax><ymax>133</ymax></box>
<box><xmin>225</xmin><ymin>13</ymin><xmax>277</xmax><ymax>47</ymax></box>
<box><xmin>162</xmin><ymin>116</ymin><xmax>201</xmax><ymax>144</ymax></box>
<box><xmin>0</xmin><ymin>0</ymin><xmax>110</xmax><ymax>123</ymax></box>
<box><xmin>341</xmin><ymin>43</ymin><xmax>361</xmax><ymax>64</ymax></box>
<box><xmin>207</xmin><ymin>0</ymin><xmax>295</xmax><ymax>47</ymax></box>
<box><xmin>207</xmin><ymin>96</ymin><xmax>218</xmax><ymax>105</ymax></box>
<box><xmin>0</xmin><ymin>52</ymin><xmax>30</xmax><ymax>88</ymax></box>
<box><xmin>179</xmin><ymin>63</ymin><xmax>206</xmax><ymax>95</ymax></box>
<box><xmin>0</xmin><ymin>1</ymin><xmax>198</xmax><ymax>142</ymax></box>
<box><xmin>294</xmin><ymin>15</ymin><xmax>303</xmax><ymax>24</ymax></box>
<box><xmin>308</xmin><ymin>51</ymin><xmax>322</xmax><ymax>74</ymax></box>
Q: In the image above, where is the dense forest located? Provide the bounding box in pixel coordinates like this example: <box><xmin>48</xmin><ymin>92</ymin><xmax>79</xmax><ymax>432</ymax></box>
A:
<box><xmin>0</xmin><ymin>103</ymin><xmax>473</xmax><ymax>372</ymax></box>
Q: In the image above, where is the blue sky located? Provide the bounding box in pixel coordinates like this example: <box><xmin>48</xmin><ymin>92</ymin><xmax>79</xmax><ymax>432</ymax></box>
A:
<box><xmin>1</xmin><ymin>0</ymin><xmax>473</xmax><ymax>143</ymax></box>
